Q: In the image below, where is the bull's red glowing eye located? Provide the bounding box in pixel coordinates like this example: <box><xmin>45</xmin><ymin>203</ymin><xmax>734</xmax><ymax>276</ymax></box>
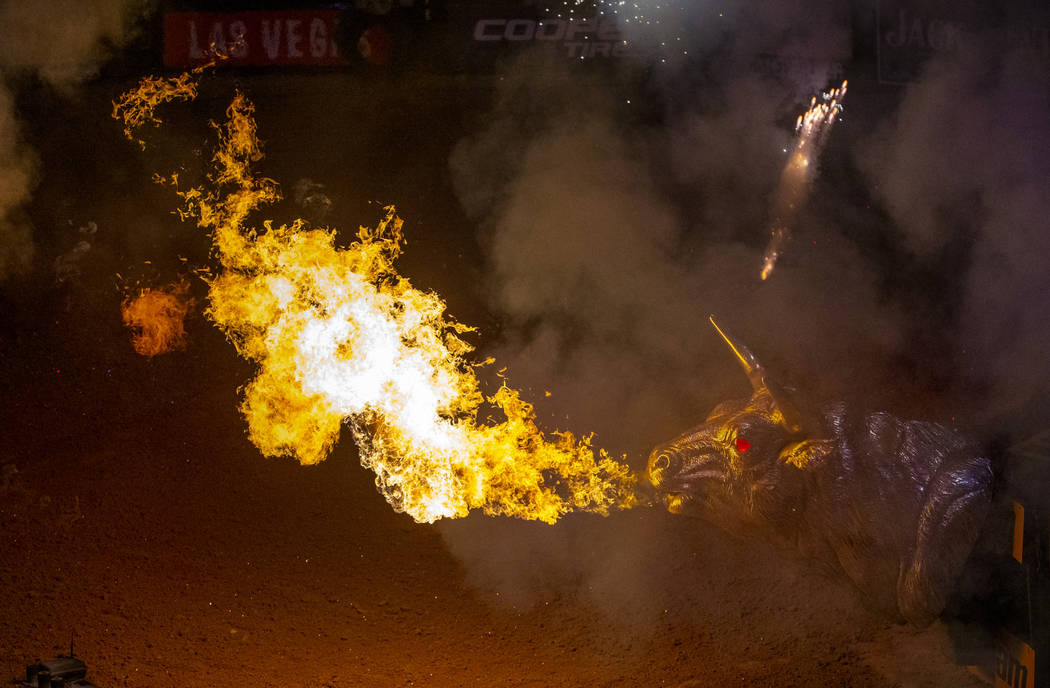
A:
<box><xmin>735</xmin><ymin>437</ymin><xmax>752</xmax><ymax>453</ymax></box>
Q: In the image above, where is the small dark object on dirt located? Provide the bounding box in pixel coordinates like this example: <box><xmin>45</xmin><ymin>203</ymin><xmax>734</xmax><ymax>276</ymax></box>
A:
<box><xmin>20</xmin><ymin>637</ymin><xmax>100</xmax><ymax>688</ymax></box>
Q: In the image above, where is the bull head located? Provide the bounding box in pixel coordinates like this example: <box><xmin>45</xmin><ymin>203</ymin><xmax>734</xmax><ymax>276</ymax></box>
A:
<box><xmin>646</xmin><ymin>316</ymin><xmax>831</xmax><ymax>537</ymax></box>
<box><xmin>646</xmin><ymin>316</ymin><xmax>995</xmax><ymax>626</ymax></box>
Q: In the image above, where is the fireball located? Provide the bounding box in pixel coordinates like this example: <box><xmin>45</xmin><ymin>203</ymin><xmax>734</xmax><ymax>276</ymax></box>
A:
<box><xmin>121</xmin><ymin>277</ymin><xmax>196</xmax><ymax>357</ymax></box>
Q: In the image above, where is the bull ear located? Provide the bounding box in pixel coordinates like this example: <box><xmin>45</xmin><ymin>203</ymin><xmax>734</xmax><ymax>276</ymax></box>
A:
<box><xmin>778</xmin><ymin>439</ymin><xmax>835</xmax><ymax>470</ymax></box>
<box><xmin>709</xmin><ymin>315</ymin><xmax>804</xmax><ymax>435</ymax></box>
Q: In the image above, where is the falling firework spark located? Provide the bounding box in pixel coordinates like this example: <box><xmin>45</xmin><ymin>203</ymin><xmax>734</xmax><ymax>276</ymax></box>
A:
<box><xmin>760</xmin><ymin>80</ymin><xmax>847</xmax><ymax>281</ymax></box>
<box><xmin>121</xmin><ymin>277</ymin><xmax>196</xmax><ymax>357</ymax></box>
<box><xmin>113</xmin><ymin>75</ymin><xmax>637</xmax><ymax>524</ymax></box>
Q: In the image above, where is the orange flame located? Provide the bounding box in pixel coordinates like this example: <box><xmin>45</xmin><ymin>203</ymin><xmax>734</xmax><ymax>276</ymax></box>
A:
<box><xmin>114</xmin><ymin>76</ymin><xmax>636</xmax><ymax>524</ymax></box>
<box><xmin>111</xmin><ymin>70</ymin><xmax>205</xmax><ymax>149</ymax></box>
<box><xmin>121</xmin><ymin>278</ymin><xmax>196</xmax><ymax>357</ymax></box>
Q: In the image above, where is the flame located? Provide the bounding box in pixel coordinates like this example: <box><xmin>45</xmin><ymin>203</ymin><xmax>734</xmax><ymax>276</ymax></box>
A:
<box><xmin>111</xmin><ymin>69</ymin><xmax>206</xmax><ymax>149</ymax></box>
<box><xmin>760</xmin><ymin>79</ymin><xmax>847</xmax><ymax>281</ymax></box>
<box><xmin>121</xmin><ymin>277</ymin><xmax>196</xmax><ymax>357</ymax></box>
<box><xmin>113</xmin><ymin>75</ymin><xmax>637</xmax><ymax>524</ymax></box>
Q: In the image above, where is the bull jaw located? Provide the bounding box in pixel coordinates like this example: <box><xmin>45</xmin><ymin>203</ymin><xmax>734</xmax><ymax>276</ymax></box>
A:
<box><xmin>647</xmin><ymin>449</ymin><xmax>724</xmax><ymax>514</ymax></box>
<box><xmin>652</xmin><ymin>466</ymin><xmax>726</xmax><ymax>514</ymax></box>
<box><xmin>665</xmin><ymin>492</ymin><xmax>692</xmax><ymax>514</ymax></box>
<box><xmin>653</xmin><ymin>468</ymin><xmax>722</xmax><ymax>510</ymax></box>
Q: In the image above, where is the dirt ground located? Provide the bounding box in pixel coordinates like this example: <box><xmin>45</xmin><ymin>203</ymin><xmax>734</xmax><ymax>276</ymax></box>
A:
<box><xmin>0</xmin><ymin>66</ymin><xmax>990</xmax><ymax>687</ymax></box>
<box><xmin>0</xmin><ymin>337</ymin><xmax>987</xmax><ymax>687</ymax></box>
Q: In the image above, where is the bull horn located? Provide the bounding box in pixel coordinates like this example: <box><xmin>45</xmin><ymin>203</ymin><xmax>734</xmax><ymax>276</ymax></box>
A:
<box><xmin>709</xmin><ymin>315</ymin><xmax>765</xmax><ymax>392</ymax></box>
<box><xmin>709</xmin><ymin>315</ymin><xmax>803</xmax><ymax>434</ymax></box>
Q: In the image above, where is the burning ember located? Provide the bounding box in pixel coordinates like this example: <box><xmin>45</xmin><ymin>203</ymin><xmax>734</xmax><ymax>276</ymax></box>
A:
<box><xmin>760</xmin><ymin>79</ymin><xmax>847</xmax><ymax>281</ymax></box>
<box><xmin>111</xmin><ymin>69</ymin><xmax>203</xmax><ymax>149</ymax></box>
<box><xmin>121</xmin><ymin>277</ymin><xmax>196</xmax><ymax>357</ymax></box>
<box><xmin>112</xmin><ymin>73</ymin><xmax>637</xmax><ymax>524</ymax></box>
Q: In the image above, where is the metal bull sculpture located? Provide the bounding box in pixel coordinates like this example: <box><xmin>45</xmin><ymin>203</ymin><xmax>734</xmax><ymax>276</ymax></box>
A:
<box><xmin>646</xmin><ymin>316</ymin><xmax>994</xmax><ymax>627</ymax></box>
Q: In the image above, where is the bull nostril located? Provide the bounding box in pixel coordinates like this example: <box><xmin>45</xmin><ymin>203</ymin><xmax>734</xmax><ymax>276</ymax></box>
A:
<box><xmin>653</xmin><ymin>454</ymin><xmax>669</xmax><ymax>471</ymax></box>
<box><xmin>652</xmin><ymin>452</ymin><xmax>674</xmax><ymax>474</ymax></box>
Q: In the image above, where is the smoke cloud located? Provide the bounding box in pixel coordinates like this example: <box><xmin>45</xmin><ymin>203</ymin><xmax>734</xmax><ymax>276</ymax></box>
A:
<box><xmin>0</xmin><ymin>0</ymin><xmax>142</xmax><ymax>282</ymax></box>
<box><xmin>450</xmin><ymin>2</ymin><xmax>898</xmax><ymax>461</ymax></box>
<box><xmin>859</xmin><ymin>42</ymin><xmax>1050</xmax><ymax>430</ymax></box>
<box><xmin>609</xmin><ymin>0</ymin><xmax>851</xmax><ymax>95</ymax></box>
<box><xmin>441</xmin><ymin>0</ymin><xmax>908</xmax><ymax>625</ymax></box>
<box><xmin>441</xmin><ymin>0</ymin><xmax>1048</xmax><ymax>645</ymax></box>
<box><xmin>0</xmin><ymin>80</ymin><xmax>35</xmax><ymax>280</ymax></box>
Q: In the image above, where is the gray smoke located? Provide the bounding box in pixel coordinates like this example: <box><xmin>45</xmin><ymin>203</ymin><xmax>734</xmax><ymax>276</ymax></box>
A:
<box><xmin>0</xmin><ymin>80</ymin><xmax>35</xmax><ymax>280</ymax></box>
<box><xmin>441</xmin><ymin>1</ymin><xmax>1047</xmax><ymax>645</ymax></box>
<box><xmin>859</xmin><ymin>41</ymin><xmax>1050</xmax><ymax>429</ymax></box>
<box><xmin>610</xmin><ymin>0</ymin><xmax>851</xmax><ymax>95</ymax></box>
<box><xmin>441</xmin><ymin>1</ymin><xmax>911</xmax><ymax>626</ymax></box>
<box><xmin>0</xmin><ymin>0</ymin><xmax>143</xmax><ymax>282</ymax></box>
<box><xmin>450</xmin><ymin>3</ymin><xmax>897</xmax><ymax>460</ymax></box>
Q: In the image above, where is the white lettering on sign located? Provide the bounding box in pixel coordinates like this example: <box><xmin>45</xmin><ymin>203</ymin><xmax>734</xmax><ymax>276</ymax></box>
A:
<box><xmin>229</xmin><ymin>20</ymin><xmax>248</xmax><ymax>58</ymax></box>
<box><xmin>536</xmin><ymin>21</ymin><xmax>564</xmax><ymax>41</ymax></box>
<box><xmin>188</xmin><ymin>21</ymin><xmax>205</xmax><ymax>59</ymax></box>
<box><xmin>472</xmin><ymin>18</ymin><xmax>628</xmax><ymax>58</ymax></box>
<box><xmin>166</xmin><ymin>11</ymin><xmax>342</xmax><ymax>67</ymax></box>
<box><xmin>885</xmin><ymin>9</ymin><xmax>964</xmax><ymax>51</ymax></box>
<box><xmin>287</xmin><ymin>18</ymin><xmax>303</xmax><ymax>58</ymax></box>
<box><xmin>877</xmin><ymin>3</ymin><xmax>1050</xmax><ymax>84</ymax></box>
<box><xmin>473</xmin><ymin>19</ymin><xmax>503</xmax><ymax>41</ymax></box>
<box><xmin>309</xmin><ymin>17</ymin><xmax>328</xmax><ymax>57</ymax></box>
<box><xmin>564</xmin><ymin>18</ymin><xmax>593</xmax><ymax>41</ymax></box>
<box><xmin>209</xmin><ymin>22</ymin><xmax>226</xmax><ymax>54</ymax></box>
<box><xmin>188</xmin><ymin>19</ymin><xmax>251</xmax><ymax>59</ymax></box>
<box><xmin>256</xmin><ymin>18</ymin><xmax>337</xmax><ymax>61</ymax></box>
<box><xmin>505</xmin><ymin>19</ymin><xmax>532</xmax><ymax>41</ymax></box>
<box><xmin>261</xmin><ymin>19</ymin><xmax>281</xmax><ymax>60</ymax></box>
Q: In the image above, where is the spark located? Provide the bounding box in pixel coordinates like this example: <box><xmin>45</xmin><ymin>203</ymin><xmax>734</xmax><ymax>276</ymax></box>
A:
<box><xmin>760</xmin><ymin>80</ymin><xmax>847</xmax><ymax>281</ymax></box>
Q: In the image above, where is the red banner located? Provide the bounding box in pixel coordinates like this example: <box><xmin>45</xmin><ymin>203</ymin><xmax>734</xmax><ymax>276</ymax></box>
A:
<box><xmin>163</xmin><ymin>11</ymin><xmax>345</xmax><ymax>67</ymax></box>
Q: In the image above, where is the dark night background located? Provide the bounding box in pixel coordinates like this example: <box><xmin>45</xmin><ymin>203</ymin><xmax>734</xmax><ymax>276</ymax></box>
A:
<box><xmin>1</xmin><ymin>0</ymin><xmax>1048</xmax><ymax>685</ymax></box>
